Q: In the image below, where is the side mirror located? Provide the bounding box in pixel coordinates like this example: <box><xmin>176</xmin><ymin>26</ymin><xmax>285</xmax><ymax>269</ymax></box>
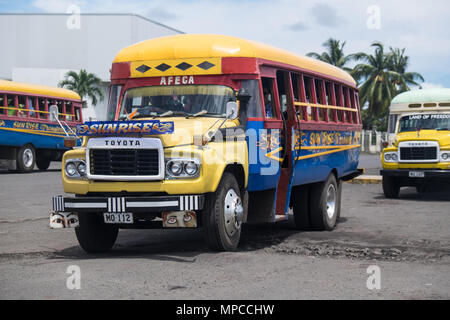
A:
<box><xmin>226</xmin><ymin>101</ymin><xmax>239</xmax><ymax>120</ymax></box>
<box><xmin>49</xmin><ymin>105</ymin><xmax>59</xmax><ymax>122</ymax></box>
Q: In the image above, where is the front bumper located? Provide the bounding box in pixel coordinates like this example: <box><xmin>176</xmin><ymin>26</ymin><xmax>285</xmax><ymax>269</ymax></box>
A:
<box><xmin>380</xmin><ymin>169</ymin><xmax>450</xmax><ymax>179</ymax></box>
<box><xmin>52</xmin><ymin>194</ymin><xmax>204</xmax><ymax>213</ymax></box>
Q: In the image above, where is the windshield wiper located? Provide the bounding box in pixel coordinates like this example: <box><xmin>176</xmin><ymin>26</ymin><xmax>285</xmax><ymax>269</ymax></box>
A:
<box><xmin>153</xmin><ymin>110</ymin><xmax>190</xmax><ymax>118</ymax></box>
<box><xmin>185</xmin><ymin>110</ymin><xmax>208</xmax><ymax>118</ymax></box>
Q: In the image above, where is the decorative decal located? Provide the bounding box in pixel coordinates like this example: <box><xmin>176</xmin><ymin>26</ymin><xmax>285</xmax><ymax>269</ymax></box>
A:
<box><xmin>136</xmin><ymin>64</ymin><xmax>151</xmax><ymax>73</ymax></box>
<box><xmin>197</xmin><ymin>61</ymin><xmax>215</xmax><ymax>70</ymax></box>
<box><xmin>155</xmin><ymin>63</ymin><xmax>171</xmax><ymax>72</ymax></box>
<box><xmin>76</xmin><ymin>120</ymin><xmax>174</xmax><ymax>136</ymax></box>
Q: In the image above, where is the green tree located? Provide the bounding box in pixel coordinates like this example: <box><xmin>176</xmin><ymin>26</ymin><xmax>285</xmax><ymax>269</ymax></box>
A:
<box><xmin>388</xmin><ymin>47</ymin><xmax>424</xmax><ymax>93</ymax></box>
<box><xmin>306</xmin><ymin>38</ymin><xmax>354</xmax><ymax>72</ymax></box>
<box><xmin>58</xmin><ymin>69</ymin><xmax>104</xmax><ymax>107</ymax></box>
<box><xmin>351</xmin><ymin>42</ymin><xmax>402</xmax><ymax>129</ymax></box>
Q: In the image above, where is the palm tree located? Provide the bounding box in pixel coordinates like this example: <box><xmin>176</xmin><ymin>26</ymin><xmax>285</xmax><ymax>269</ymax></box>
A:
<box><xmin>306</xmin><ymin>38</ymin><xmax>354</xmax><ymax>72</ymax></box>
<box><xmin>58</xmin><ymin>69</ymin><xmax>104</xmax><ymax>107</ymax></box>
<box><xmin>351</xmin><ymin>42</ymin><xmax>401</xmax><ymax>118</ymax></box>
<box><xmin>388</xmin><ymin>47</ymin><xmax>424</xmax><ymax>93</ymax></box>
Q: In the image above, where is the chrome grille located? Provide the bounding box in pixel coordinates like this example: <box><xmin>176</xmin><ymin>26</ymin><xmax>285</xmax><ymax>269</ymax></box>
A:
<box><xmin>399</xmin><ymin>147</ymin><xmax>437</xmax><ymax>161</ymax></box>
<box><xmin>89</xmin><ymin>149</ymin><xmax>159</xmax><ymax>176</ymax></box>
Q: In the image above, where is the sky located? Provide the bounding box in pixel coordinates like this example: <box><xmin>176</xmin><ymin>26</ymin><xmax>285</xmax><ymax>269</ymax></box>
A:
<box><xmin>1</xmin><ymin>0</ymin><xmax>449</xmax><ymax>88</ymax></box>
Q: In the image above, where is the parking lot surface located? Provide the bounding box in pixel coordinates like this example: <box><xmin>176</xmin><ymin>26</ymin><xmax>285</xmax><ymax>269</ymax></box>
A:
<box><xmin>0</xmin><ymin>162</ymin><xmax>449</xmax><ymax>299</ymax></box>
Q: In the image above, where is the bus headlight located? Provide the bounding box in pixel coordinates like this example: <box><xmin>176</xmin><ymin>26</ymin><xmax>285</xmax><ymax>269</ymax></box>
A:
<box><xmin>65</xmin><ymin>162</ymin><xmax>77</xmax><ymax>177</ymax></box>
<box><xmin>384</xmin><ymin>152</ymin><xmax>398</xmax><ymax>163</ymax></box>
<box><xmin>65</xmin><ymin>159</ymin><xmax>86</xmax><ymax>179</ymax></box>
<box><xmin>440</xmin><ymin>152</ymin><xmax>450</xmax><ymax>162</ymax></box>
<box><xmin>185</xmin><ymin>161</ymin><xmax>199</xmax><ymax>175</ymax></box>
<box><xmin>166</xmin><ymin>159</ymin><xmax>200</xmax><ymax>179</ymax></box>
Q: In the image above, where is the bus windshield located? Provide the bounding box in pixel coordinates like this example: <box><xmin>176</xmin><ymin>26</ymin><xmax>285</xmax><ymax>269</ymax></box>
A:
<box><xmin>398</xmin><ymin>113</ymin><xmax>450</xmax><ymax>132</ymax></box>
<box><xmin>118</xmin><ymin>85</ymin><xmax>235</xmax><ymax>119</ymax></box>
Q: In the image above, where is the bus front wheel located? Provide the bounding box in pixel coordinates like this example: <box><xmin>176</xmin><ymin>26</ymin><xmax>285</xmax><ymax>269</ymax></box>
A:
<box><xmin>309</xmin><ymin>174</ymin><xmax>340</xmax><ymax>231</ymax></box>
<box><xmin>382</xmin><ymin>176</ymin><xmax>400</xmax><ymax>198</ymax></box>
<box><xmin>75</xmin><ymin>212</ymin><xmax>118</xmax><ymax>253</ymax></box>
<box><xmin>203</xmin><ymin>172</ymin><xmax>243</xmax><ymax>251</ymax></box>
<box><xmin>16</xmin><ymin>144</ymin><xmax>35</xmax><ymax>173</ymax></box>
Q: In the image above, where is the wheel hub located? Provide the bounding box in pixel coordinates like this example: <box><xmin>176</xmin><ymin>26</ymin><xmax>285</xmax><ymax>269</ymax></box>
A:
<box><xmin>23</xmin><ymin>149</ymin><xmax>34</xmax><ymax>168</ymax></box>
<box><xmin>224</xmin><ymin>189</ymin><xmax>243</xmax><ymax>237</ymax></box>
<box><xmin>326</xmin><ymin>184</ymin><xmax>336</xmax><ymax>219</ymax></box>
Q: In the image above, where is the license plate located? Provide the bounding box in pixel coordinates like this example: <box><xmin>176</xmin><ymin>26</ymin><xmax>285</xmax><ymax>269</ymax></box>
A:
<box><xmin>103</xmin><ymin>212</ymin><xmax>134</xmax><ymax>224</ymax></box>
<box><xmin>409</xmin><ymin>171</ymin><xmax>425</xmax><ymax>178</ymax></box>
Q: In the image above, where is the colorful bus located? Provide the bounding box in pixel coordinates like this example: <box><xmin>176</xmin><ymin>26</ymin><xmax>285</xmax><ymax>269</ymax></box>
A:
<box><xmin>51</xmin><ymin>34</ymin><xmax>362</xmax><ymax>252</ymax></box>
<box><xmin>381</xmin><ymin>88</ymin><xmax>450</xmax><ymax>197</ymax></box>
<box><xmin>0</xmin><ymin>80</ymin><xmax>83</xmax><ymax>172</ymax></box>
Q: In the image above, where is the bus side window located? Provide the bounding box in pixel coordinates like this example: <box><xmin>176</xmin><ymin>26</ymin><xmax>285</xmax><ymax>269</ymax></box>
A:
<box><xmin>291</xmin><ymin>74</ymin><xmax>305</xmax><ymax>120</ymax></box>
<box><xmin>261</xmin><ymin>77</ymin><xmax>276</xmax><ymax>118</ymax></box>
<box><xmin>303</xmin><ymin>76</ymin><xmax>314</xmax><ymax>121</ymax></box>
<box><xmin>66</xmin><ymin>101</ymin><xmax>74</xmax><ymax>122</ymax></box>
<box><xmin>344</xmin><ymin>87</ymin><xmax>352</xmax><ymax>123</ymax></box>
<box><xmin>75</xmin><ymin>105</ymin><xmax>82</xmax><ymax>122</ymax></box>
<box><xmin>7</xmin><ymin>95</ymin><xmax>16</xmax><ymax>116</ymax></box>
<box><xmin>241</xmin><ymin>80</ymin><xmax>263</xmax><ymax>118</ymax></box>
<box><xmin>334</xmin><ymin>84</ymin><xmax>344</xmax><ymax>122</ymax></box>
<box><xmin>38</xmin><ymin>98</ymin><xmax>47</xmax><ymax>119</ymax></box>
<box><xmin>326</xmin><ymin>82</ymin><xmax>336</xmax><ymax>122</ymax></box>
<box><xmin>276</xmin><ymin>71</ymin><xmax>287</xmax><ymax>120</ymax></box>
<box><xmin>349</xmin><ymin>90</ymin><xmax>357</xmax><ymax>123</ymax></box>
<box><xmin>315</xmin><ymin>79</ymin><xmax>326</xmax><ymax>121</ymax></box>
<box><xmin>388</xmin><ymin>114</ymin><xmax>398</xmax><ymax>133</ymax></box>
<box><xmin>17</xmin><ymin>95</ymin><xmax>27</xmax><ymax>117</ymax></box>
<box><xmin>0</xmin><ymin>94</ymin><xmax>5</xmax><ymax>115</ymax></box>
<box><xmin>27</xmin><ymin>97</ymin><xmax>36</xmax><ymax>118</ymax></box>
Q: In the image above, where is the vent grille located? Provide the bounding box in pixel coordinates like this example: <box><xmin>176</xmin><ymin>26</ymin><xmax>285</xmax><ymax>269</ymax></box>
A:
<box><xmin>89</xmin><ymin>149</ymin><xmax>159</xmax><ymax>176</ymax></box>
<box><xmin>399</xmin><ymin>147</ymin><xmax>437</xmax><ymax>161</ymax></box>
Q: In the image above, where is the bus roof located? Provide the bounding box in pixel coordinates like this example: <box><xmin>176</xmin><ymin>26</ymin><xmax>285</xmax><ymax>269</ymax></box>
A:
<box><xmin>391</xmin><ymin>88</ymin><xmax>450</xmax><ymax>104</ymax></box>
<box><xmin>113</xmin><ymin>34</ymin><xmax>356</xmax><ymax>86</ymax></box>
<box><xmin>0</xmin><ymin>80</ymin><xmax>81</xmax><ymax>100</ymax></box>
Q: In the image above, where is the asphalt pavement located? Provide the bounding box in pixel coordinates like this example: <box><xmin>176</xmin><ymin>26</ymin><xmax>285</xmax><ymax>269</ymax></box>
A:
<box><xmin>0</xmin><ymin>157</ymin><xmax>449</xmax><ymax>299</ymax></box>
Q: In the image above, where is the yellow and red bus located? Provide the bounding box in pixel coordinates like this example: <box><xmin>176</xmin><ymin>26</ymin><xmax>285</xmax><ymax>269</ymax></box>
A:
<box><xmin>0</xmin><ymin>80</ymin><xmax>82</xmax><ymax>172</ymax></box>
<box><xmin>51</xmin><ymin>34</ymin><xmax>362</xmax><ymax>252</ymax></box>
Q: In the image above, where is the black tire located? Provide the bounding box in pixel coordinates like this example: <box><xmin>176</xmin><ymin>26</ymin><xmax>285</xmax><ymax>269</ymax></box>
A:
<box><xmin>292</xmin><ymin>185</ymin><xmax>311</xmax><ymax>230</ymax></box>
<box><xmin>382</xmin><ymin>176</ymin><xmax>400</xmax><ymax>198</ymax></box>
<box><xmin>16</xmin><ymin>144</ymin><xmax>35</xmax><ymax>173</ymax></box>
<box><xmin>416</xmin><ymin>185</ymin><xmax>427</xmax><ymax>194</ymax></box>
<box><xmin>309</xmin><ymin>174</ymin><xmax>340</xmax><ymax>231</ymax></box>
<box><xmin>36</xmin><ymin>155</ymin><xmax>51</xmax><ymax>171</ymax></box>
<box><xmin>75</xmin><ymin>212</ymin><xmax>118</xmax><ymax>253</ymax></box>
<box><xmin>202</xmin><ymin>172</ymin><xmax>243</xmax><ymax>251</ymax></box>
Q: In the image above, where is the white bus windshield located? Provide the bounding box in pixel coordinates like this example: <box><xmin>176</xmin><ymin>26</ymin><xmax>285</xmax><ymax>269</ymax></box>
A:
<box><xmin>398</xmin><ymin>113</ymin><xmax>450</xmax><ymax>132</ymax></box>
<box><xmin>118</xmin><ymin>85</ymin><xmax>235</xmax><ymax>119</ymax></box>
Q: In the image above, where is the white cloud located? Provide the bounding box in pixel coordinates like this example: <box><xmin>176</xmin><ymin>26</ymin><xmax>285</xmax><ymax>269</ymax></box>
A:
<box><xmin>28</xmin><ymin>0</ymin><xmax>450</xmax><ymax>87</ymax></box>
<box><xmin>421</xmin><ymin>82</ymin><xmax>445</xmax><ymax>89</ymax></box>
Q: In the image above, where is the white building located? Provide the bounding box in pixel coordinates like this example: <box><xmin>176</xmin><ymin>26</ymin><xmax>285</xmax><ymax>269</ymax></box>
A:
<box><xmin>0</xmin><ymin>13</ymin><xmax>183</xmax><ymax>120</ymax></box>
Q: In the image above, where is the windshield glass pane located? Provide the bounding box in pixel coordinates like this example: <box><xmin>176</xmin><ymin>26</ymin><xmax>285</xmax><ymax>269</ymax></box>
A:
<box><xmin>119</xmin><ymin>85</ymin><xmax>235</xmax><ymax>119</ymax></box>
<box><xmin>399</xmin><ymin>114</ymin><xmax>450</xmax><ymax>132</ymax></box>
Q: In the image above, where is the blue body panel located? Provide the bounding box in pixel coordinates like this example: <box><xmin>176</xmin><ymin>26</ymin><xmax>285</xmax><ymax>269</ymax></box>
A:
<box><xmin>245</xmin><ymin>119</ymin><xmax>360</xmax><ymax>193</ymax></box>
<box><xmin>0</xmin><ymin>119</ymin><xmax>78</xmax><ymax>150</ymax></box>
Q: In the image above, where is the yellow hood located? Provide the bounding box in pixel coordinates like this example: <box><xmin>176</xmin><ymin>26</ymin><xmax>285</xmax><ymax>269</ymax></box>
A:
<box><xmin>395</xmin><ymin>130</ymin><xmax>450</xmax><ymax>148</ymax></box>
<box><xmin>144</xmin><ymin>117</ymin><xmax>238</xmax><ymax>147</ymax></box>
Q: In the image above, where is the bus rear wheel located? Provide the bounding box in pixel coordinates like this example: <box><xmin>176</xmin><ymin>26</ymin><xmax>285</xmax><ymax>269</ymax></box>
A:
<box><xmin>75</xmin><ymin>212</ymin><xmax>118</xmax><ymax>253</ymax></box>
<box><xmin>203</xmin><ymin>172</ymin><xmax>243</xmax><ymax>251</ymax></box>
<box><xmin>16</xmin><ymin>144</ymin><xmax>35</xmax><ymax>173</ymax></box>
<box><xmin>309</xmin><ymin>174</ymin><xmax>340</xmax><ymax>231</ymax></box>
<box><xmin>36</xmin><ymin>155</ymin><xmax>51</xmax><ymax>171</ymax></box>
<box><xmin>382</xmin><ymin>176</ymin><xmax>400</xmax><ymax>198</ymax></box>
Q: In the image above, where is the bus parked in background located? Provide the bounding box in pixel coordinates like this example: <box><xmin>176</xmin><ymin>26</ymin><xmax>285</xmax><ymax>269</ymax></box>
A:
<box><xmin>51</xmin><ymin>34</ymin><xmax>362</xmax><ymax>253</ymax></box>
<box><xmin>0</xmin><ymin>80</ymin><xmax>83</xmax><ymax>172</ymax></box>
<box><xmin>381</xmin><ymin>88</ymin><xmax>450</xmax><ymax>197</ymax></box>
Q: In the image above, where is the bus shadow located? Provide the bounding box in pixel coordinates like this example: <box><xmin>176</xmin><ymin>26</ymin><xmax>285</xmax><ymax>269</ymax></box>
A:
<box><xmin>48</xmin><ymin>217</ymin><xmax>350</xmax><ymax>260</ymax></box>
<box><xmin>374</xmin><ymin>187</ymin><xmax>450</xmax><ymax>202</ymax></box>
